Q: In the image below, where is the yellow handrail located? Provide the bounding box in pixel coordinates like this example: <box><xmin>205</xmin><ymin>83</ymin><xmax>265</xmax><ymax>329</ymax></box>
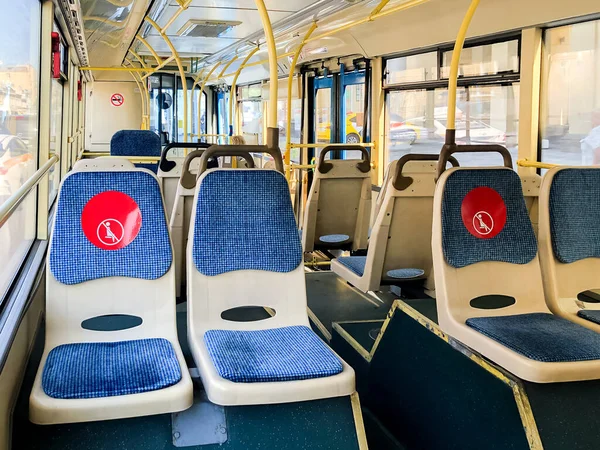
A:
<box><xmin>447</xmin><ymin>0</ymin><xmax>480</xmax><ymax>131</ymax></box>
<box><xmin>285</xmin><ymin>22</ymin><xmax>318</xmax><ymax>180</ymax></box>
<box><xmin>516</xmin><ymin>159</ymin><xmax>559</xmax><ymax>170</ymax></box>
<box><xmin>145</xmin><ymin>17</ymin><xmax>188</xmax><ymax>142</ymax></box>
<box><xmin>229</xmin><ymin>47</ymin><xmax>260</xmax><ymax>136</ymax></box>
<box><xmin>255</xmin><ymin>0</ymin><xmax>278</xmax><ymax>131</ymax></box>
<box><xmin>136</xmin><ymin>35</ymin><xmax>161</xmax><ymax>66</ymax></box>
<box><xmin>195</xmin><ymin>63</ymin><xmax>222</xmax><ymax>142</ymax></box>
<box><xmin>290</xmin><ymin>142</ymin><xmax>376</xmax><ymax>148</ymax></box>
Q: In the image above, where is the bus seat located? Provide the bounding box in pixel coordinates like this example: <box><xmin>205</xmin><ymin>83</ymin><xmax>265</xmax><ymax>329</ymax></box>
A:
<box><xmin>373</xmin><ymin>159</ymin><xmax>398</xmax><ymax>223</ymax></box>
<box><xmin>29</xmin><ymin>166</ymin><xmax>192</xmax><ymax>424</ymax></box>
<box><xmin>169</xmin><ymin>150</ymin><xmax>254</xmax><ymax>298</ymax></box>
<box><xmin>301</xmin><ymin>146</ymin><xmax>371</xmax><ymax>252</ymax></box>
<box><xmin>433</xmin><ymin>167</ymin><xmax>600</xmax><ymax>383</ymax></box>
<box><xmin>539</xmin><ymin>167</ymin><xmax>600</xmax><ymax>332</ymax></box>
<box><xmin>332</xmin><ymin>155</ymin><xmax>442</xmax><ymax>293</ymax></box>
<box><xmin>187</xmin><ymin>169</ymin><xmax>355</xmax><ymax>405</ymax></box>
<box><xmin>110</xmin><ymin>130</ymin><xmax>161</xmax><ymax>173</ymax></box>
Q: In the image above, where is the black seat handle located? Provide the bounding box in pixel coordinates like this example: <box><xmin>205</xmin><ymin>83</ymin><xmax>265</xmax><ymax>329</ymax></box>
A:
<box><xmin>317</xmin><ymin>145</ymin><xmax>371</xmax><ymax>174</ymax></box>
<box><xmin>180</xmin><ymin>148</ymin><xmax>255</xmax><ymax>189</ymax></box>
<box><xmin>436</xmin><ymin>143</ymin><xmax>513</xmax><ymax>180</ymax></box>
<box><xmin>393</xmin><ymin>154</ymin><xmax>459</xmax><ymax>191</ymax></box>
<box><xmin>159</xmin><ymin>142</ymin><xmax>213</xmax><ymax>173</ymax></box>
<box><xmin>197</xmin><ymin>145</ymin><xmax>284</xmax><ymax>176</ymax></box>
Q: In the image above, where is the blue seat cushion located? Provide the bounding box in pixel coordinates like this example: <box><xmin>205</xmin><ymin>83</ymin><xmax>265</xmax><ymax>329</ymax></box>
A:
<box><xmin>578</xmin><ymin>310</ymin><xmax>600</xmax><ymax>325</ymax></box>
<box><xmin>42</xmin><ymin>338</ymin><xmax>182</xmax><ymax>399</ymax></box>
<box><xmin>466</xmin><ymin>313</ymin><xmax>600</xmax><ymax>363</ymax></box>
<box><xmin>386</xmin><ymin>268</ymin><xmax>425</xmax><ymax>279</ymax></box>
<box><xmin>49</xmin><ymin>171</ymin><xmax>172</xmax><ymax>284</ymax></box>
<box><xmin>549</xmin><ymin>169</ymin><xmax>600</xmax><ymax>263</ymax></box>
<box><xmin>319</xmin><ymin>234</ymin><xmax>350</xmax><ymax>244</ymax></box>
<box><xmin>336</xmin><ymin>256</ymin><xmax>367</xmax><ymax>277</ymax></box>
<box><xmin>110</xmin><ymin>130</ymin><xmax>161</xmax><ymax>157</ymax></box>
<box><xmin>442</xmin><ymin>169</ymin><xmax>537</xmax><ymax>268</ymax></box>
<box><xmin>193</xmin><ymin>170</ymin><xmax>302</xmax><ymax>276</ymax></box>
<box><xmin>204</xmin><ymin>326</ymin><xmax>343</xmax><ymax>383</ymax></box>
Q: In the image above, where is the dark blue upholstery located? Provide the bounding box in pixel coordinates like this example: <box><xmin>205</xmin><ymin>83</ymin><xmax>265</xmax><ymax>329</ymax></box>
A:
<box><xmin>42</xmin><ymin>338</ymin><xmax>181</xmax><ymax>399</ymax></box>
<box><xmin>193</xmin><ymin>170</ymin><xmax>302</xmax><ymax>276</ymax></box>
<box><xmin>549</xmin><ymin>169</ymin><xmax>600</xmax><ymax>263</ymax></box>
<box><xmin>466</xmin><ymin>313</ymin><xmax>600</xmax><ymax>363</ymax></box>
<box><xmin>336</xmin><ymin>256</ymin><xmax>367</xmax><ymax>276</ymax></box>
<box><xmin>386</xmin><ymin>268</ymin><xmax>424</xmax><ymax>279</ymax></box>
<box><xmin>203</xmin><ymin>326</ymin><xmax>343</xmax><ymax>383</ymax></box>
<box><xmin>319</xmin><ymin>234</ymin><xmax>350</xmax><ymax>244</ymax></box>
<box><xmin>442</xmin><ymin>169</ymin><xmax>537</xmax><ymax>268</ymax></box>
<box><xmin>110</xmin><ymin>130</ymin><xmax>161</xmax><ymax>173</ymax></box>
<box><xmin>49</xmin><ymin>171</ymin><xmax>172</xmax><ymax>284</ymax></box>
<box><xmin>578</xmin><ymin>310</ymin><xmax>600</xmax><ymax>325</ymax></box>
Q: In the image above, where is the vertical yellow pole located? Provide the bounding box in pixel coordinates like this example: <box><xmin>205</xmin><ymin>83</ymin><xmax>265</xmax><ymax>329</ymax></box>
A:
<box><xmin>285</xmin><ymin>22</ymin><xmax>317</xmax><ymax>180</ymax></box>
<box><xmin>229</xmin><ymin>47</ymin><xmax>260</xmax><ymax>136</ymax></box>
<box><xmin>446</xmin><ymin>0</ymin><xmax>480</xmax><ymax>135</ymax></box>
<box><xmin>255</xmin><ymin>0</ymin><xmax>279</xmax><ymax>146</ymax></box>
<box><xmin>145</xmin><ymin>17</ymin><xmax>188</xmax><ymax>142</ymax></box>
<box><xmin>197</xmin><ymin>63</ymin><xmax>222</xmax><ymax>141</ymax></box>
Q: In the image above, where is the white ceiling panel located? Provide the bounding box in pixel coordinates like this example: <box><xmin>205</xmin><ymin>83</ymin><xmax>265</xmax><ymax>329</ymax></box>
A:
<box><xmin>140</xmin><ymin>35</ymin><xmax>234</xmax><ymax>56</ymax></box>
<box><xmin>151</xmin><ymin>5</ymin><xmax>292</xmax><ymax>39</ymax></box>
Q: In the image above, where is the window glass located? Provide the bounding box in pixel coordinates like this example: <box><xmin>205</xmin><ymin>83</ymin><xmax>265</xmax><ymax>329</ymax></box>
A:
<box><xmin>277</xmin><ymin>99</ymin><xmax>302</xmax><ymax>161</ymax></box>
<box><xmin>217</xmin><ymin>90</ymin><xmax>230</xmax><ymax>141</ymax></box>
<box><xmin>192</xmin><ymin>87</ymin><xmax>206</xmax><ymax>142</ymax></box>
<box><xmin>541</xmin><ymin>20</ymin><xmax>600</xmax><ymax>165</ymax></box>
<box><xmin>441</xmin><ymin>40</ymin><xmax>520</xmax><ymax>78</ymax></box>
<box><xmin>0</xmin><ymin>0</ymin><xmax>41</xmax><ymax>300</ymax></box>
<box><xmin>49</xmin><ymin>78</ymin><xmax>64</xmax><ymax>203</ymax></box>
<box><xmin>315</xmin><ymin>87</ymin><xmax>332</xmax><ymax>159</ymax></box>
<box><xmin>343</xmin><ymin>83</ymin><xmax>365</xmax><ymax>159</ymax></box>
<box><xmin>241</xmin><ymin>100</ymin><xmax>262</xmax><ymax>145</ymax></box>
<box><xmin>385</xmin><ymin>52</ymin><xmax>438</xmax><ymax>85</ymax></box>
<box><xmin>385</xmin><ymin>84</ymin><xmax>519</xmax><ymax>168</ymax></box>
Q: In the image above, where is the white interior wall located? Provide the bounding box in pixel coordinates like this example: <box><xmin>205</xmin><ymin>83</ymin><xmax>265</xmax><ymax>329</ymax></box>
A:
<box><xmin>87</xmin><ymin>81</ymin><xmax>143</xmax><ymax>152</ymax></box>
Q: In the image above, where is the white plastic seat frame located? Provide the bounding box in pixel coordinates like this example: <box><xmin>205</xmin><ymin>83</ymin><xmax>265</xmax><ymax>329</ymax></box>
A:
<box><xmin>538</xmin><ymin>166</ymin><xmax>600</xmax><ymax>333</ymax></box>
<box><xmin>433</xmin><ymin>165</ymin><xmax>600</xmax><ymax>383</ymax></box>
<box><xmin>302</xmin><ymin>147</ymin><xmax>372</xmax><ymax>252</ymax></box>
<box><xmin>187</xmin><ymin>168</ymin><xmax>355</xmax><ymax>406</ymax></box>
<box><xmin>30</xmin><ymin>158</ymin><xmax>193</xmax><ymax>424</ymax></box>
<box><xmin>332</xmin><ymin>157</ymin><xmax>440</xmax><ymax>293</ymax></box>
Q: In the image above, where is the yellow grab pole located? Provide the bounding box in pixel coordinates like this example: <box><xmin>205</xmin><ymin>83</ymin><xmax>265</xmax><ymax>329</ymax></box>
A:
<box><xmin>285</xmin><ymin>22</ymin><xmax>317</xmax><ymax>180</ymax></box>
<box><xmin>140</xmin><ymin>55</ymin><xmax>176</xmax><ymax>79</ymax></box>
<box><xmin>255</xmin><ymin>0</ymin><xmax>278</xmax><ymax>133</ymax></box>
<box><xmin>124</xmin><ymin>59</ymin><xmax>150</xmax><ymax>129</ymax></box>
<box><xmin>196</xmin><ymin>63</ymin><xmax>222</xmax><ymax>142</ymax></box>
<box><xmin>516</xmin><ymin>159</ymin><xmax>558</xmax><ymax>170</ymax></box>
<box><xmin>123</xmin><ymin>62</ymin><xmax>148</xmax><ymax>129</ymax></box>
<box><xmin>127</xmin><ymin>51</ymin><xmax>152</xmax><ymax>119</ymax></box>
<box><xmin>229</xmin><ymin>48</ymin><xmax>260</xmax><ymax>136</ymax></box>
<box><xmin>145</xmin><ymin>17</ymin><xmax>188</xmax><ymax>142</ymax></box>
<box><xmin>136</xmin><ymin>35</ymin><xmax>161</xmax><ymax>66</ymax></box>
<box><xmin>161</xmin><ymin>0</ymin><xmax>191</xmax><ymax>34</ymax></box>
<box><xmin>217</xmin><ymin>56</ymin><xmax>239</xmax><ymax>79</ymax></box>
<box><xmin>192</xmin><ymin>68</ymin><xmax>206</xmax><ymax>89</ymax></box>
<box><xmin>369</xmin><ymin>0</ymin><xmax>391</xmax><ymax>19</ymax></box>
<box><xmin>447</xmin><ymin>0</ymin><xmax>480</xmax><ymax>133</ymax></box>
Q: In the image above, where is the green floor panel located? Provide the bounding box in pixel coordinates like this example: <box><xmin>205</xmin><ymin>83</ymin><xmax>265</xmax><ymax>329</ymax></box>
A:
<box><xmin>401</xmin><ymin>298</ymin><xmax>438</xmax><ymax>324</ymax></box>
<box><xmin>336</xmin><ymin>321</ymin><xmax>383</xmax><ymax>353</ymax></box>
<box><xmin>306</xmin><ymin>272</ymin><xmax>394</xmax><ymax>335</ymax></box>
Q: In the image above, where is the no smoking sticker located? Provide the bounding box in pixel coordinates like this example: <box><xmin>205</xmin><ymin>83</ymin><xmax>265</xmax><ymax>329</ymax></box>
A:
<box><xmin>110</xmin><ymin>93</ymin><xmax>124</xmax><ymax>107</ymax></box>
<box><xmin>461</xmin><ymin>187</ymin><xmax>506</xmax><ymax>239</ymax></box>
<box><xmin>81</xmin><ymin>191</ymin><xmax>142</xmax><ymax>250</ymax></box>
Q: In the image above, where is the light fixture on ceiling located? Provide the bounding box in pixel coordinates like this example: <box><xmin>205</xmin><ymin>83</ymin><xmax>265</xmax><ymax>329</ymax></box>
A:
<box><xmin>177</xmin><ymin>20</ymin><xmax>242</xmax><ymax>38</ymax></box>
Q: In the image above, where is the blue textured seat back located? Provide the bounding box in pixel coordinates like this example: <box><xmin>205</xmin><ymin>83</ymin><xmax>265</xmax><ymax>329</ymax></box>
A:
<box><xmin>50</xmin><ymin>171</ymin><xmax>172</xmax><ymax>284</ymax></box>
<box><xmin>110</xmin><ymin>130</ymin><xmax>161</xmax><ymax>173</ymax></box>
<box><xmin>549</xmin><ymin>169</ymin><xmax>600</xmax><ymax>263</ymax></box>
<box><xmin>193</xmin><ymin>170</ymin><xmax>302</xmax><ymax>276</ymax></box>
<box><xmin>442</xmin><ymin>169</ymin><xmax>537</xmax><ymax>268</ymax></box>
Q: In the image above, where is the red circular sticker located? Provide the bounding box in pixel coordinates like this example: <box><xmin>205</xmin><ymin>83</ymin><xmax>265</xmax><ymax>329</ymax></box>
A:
<box><xmin>110</xmin><ymin>93</ymin><xmax>124</xmax><ymax>107</ymax></box>
<box><xmin>461</xmin><ymin>187</ymin><xmax>506</xmax><ymax>239</ymax></box>
<box><xmin>81</xmin><ymin>191</ymin><xmax>142</xmax><ymax>250</ymax></box>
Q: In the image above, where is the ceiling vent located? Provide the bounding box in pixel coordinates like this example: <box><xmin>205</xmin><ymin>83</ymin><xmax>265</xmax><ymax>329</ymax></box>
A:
<box><xmin>177</xmin><ymin>20</ymin><xmax>242</xmax><ymax>38</ymax></box>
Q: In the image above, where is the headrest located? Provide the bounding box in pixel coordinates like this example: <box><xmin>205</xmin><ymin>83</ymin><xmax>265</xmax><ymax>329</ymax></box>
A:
<box><xmin>110</xmin><ymin>130</ymin><xmax>161</xmax><ymax>157</ymax></box>
<box><xmin>441</xmin><ymin>169</ymin><xmax>537</xmax><ymax>268</ymax></box>
<box><xmin>50</xmin><ymin>171</ymin><xmax>172</xmax><ymax>284</ymax></box>
<box><xmin>549</xmin><ymin>168</ymin><xmax>600</xmax><ymax>263</ymax></box>
<box><xmin>192</xmin><ymin>170</ymin><xmax>302</xmax><ymax>276</ymax></box>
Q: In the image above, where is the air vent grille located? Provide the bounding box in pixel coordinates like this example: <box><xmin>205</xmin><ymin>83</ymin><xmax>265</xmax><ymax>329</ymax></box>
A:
<box><xmin>177</xmin><ymin>20</ymin><xmax>242</xmax><ymax>38</ymax></box>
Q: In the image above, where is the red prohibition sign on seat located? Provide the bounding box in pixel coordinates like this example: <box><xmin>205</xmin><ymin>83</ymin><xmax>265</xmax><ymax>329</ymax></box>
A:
<box><xmin>461</xmin><ymin>187</ymin><xmax>506</xmax><ymax>239</ymax></box>
<box><xmin>81</xmin><ymin>191</ymin><xmax>142</xmax><ymax>250</ymax></box>
<box><xmin>110</xmin><ymin>93</ymin><xmax>124</xmax><ymax>107</ymax></box>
